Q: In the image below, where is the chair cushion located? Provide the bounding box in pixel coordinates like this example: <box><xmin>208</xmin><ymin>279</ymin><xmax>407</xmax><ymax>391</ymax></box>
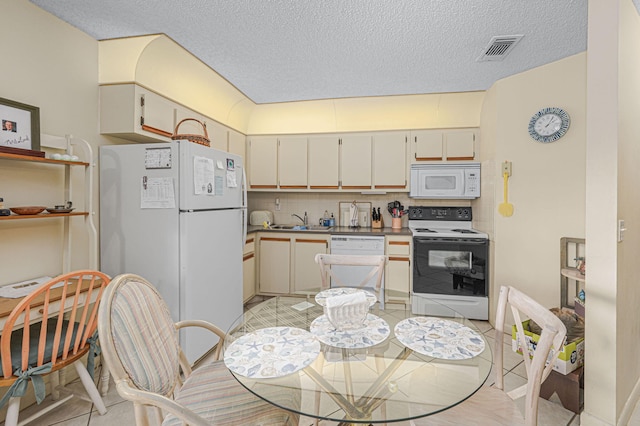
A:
<box><xmin>1</xmin><ymin>318</ymin><xmax>82</xmax><ymax>373</ymax></box>
<box><xmin>110</xmin><ymin>281</ymin><xmax>181</xmax><ymax>397</ymax></box>
<box><xmin>410</xmin><ymin>386</ymin><xmax>524</xmax><ymax>425</ymax></box>
<box><xmin>162</xmin><ymin>361</ymin><xmax>299</xmax><ymax>426</ymax></box>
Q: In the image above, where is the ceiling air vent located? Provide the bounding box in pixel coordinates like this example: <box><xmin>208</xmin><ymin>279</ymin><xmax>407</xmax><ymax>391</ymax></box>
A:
<box><xmin>477</xmin><ymin>35</ymin><xmax>524</xmax><ymax>62</ymax></box>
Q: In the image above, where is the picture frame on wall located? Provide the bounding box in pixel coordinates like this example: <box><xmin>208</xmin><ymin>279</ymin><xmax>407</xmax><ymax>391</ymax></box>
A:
<box><xmin>0</xmin><ymin>96</ymin><xmax>41</xmax><ymax>154</ymax></box>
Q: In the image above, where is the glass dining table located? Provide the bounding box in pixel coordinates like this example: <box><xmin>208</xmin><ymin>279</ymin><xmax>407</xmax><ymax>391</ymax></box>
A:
<box><xmin>223</xmin><ymin>291</ymin><xmax>492</xmax><ymax>425</ymax></box>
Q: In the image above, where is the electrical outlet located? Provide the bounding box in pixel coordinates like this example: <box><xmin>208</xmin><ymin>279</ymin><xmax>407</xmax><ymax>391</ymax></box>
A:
<box><xmin>502</xmin><ymin>161</ymin><xmax>512</xmax><ymax>176</ymax></box>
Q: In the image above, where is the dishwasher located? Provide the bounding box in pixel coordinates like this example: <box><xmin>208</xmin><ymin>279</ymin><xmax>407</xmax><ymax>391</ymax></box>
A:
<box><xmin>330</xmin><ymin>235</ymin><xmax>385</xmax><ymax>308</ymax></box>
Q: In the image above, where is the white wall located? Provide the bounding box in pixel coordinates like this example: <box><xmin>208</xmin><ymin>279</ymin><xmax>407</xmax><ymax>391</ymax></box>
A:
<box><xmin>0</xmin><ymin>0</ymin><xmax>101</xmax><ymax>284</ymax></box>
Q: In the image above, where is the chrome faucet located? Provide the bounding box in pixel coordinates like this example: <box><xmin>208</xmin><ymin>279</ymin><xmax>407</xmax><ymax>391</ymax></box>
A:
<box><xmin>292</xmin><ymin>213</ymin><xmax>308</xmax><ymax>225</ymax></box>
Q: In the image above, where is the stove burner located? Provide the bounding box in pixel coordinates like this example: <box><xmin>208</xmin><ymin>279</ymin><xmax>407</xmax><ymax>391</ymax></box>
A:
<box><xmin>451</xmin><ymin>229</ymin><xmax>477</xmax><ymax>234</ymax></box>
<box><xmin>414</xmin><ymin>228</ymin><xmax>436</xmax><ymax>233</ymax></box>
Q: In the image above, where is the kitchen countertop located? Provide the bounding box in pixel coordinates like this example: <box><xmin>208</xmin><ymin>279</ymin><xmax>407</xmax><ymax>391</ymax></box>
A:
<box><xmin>247</xmin><ymin>225</ymin><xmax>412</xmax><ymax>237</ymax></box>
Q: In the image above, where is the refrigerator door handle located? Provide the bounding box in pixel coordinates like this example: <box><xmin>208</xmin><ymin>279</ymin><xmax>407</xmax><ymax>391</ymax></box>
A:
<box><xmin>242</xmin><ymin>168</ymin><xmax>248</xmax><ymax>246</ymax></box>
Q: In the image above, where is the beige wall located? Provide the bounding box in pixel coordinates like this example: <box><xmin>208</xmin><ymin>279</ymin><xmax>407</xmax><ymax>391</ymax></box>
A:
<box><xmin>0</xmin><ymin>0</ymin><xmax>101</xmax><ymax>284</ymax></box>
<box><xmin>478</xmin><ymin>54</ymin><xmax>587</xmax><ymax>324</ymax></box>
<box><xmin>582</xmin><ymin>0</ymin><xmax>640</xmax><ymax>424</ymax></box>
<box><xmin>616</xmin><ymin>1</ymin><xmax>640</xmax><ymax>422</ymax></box>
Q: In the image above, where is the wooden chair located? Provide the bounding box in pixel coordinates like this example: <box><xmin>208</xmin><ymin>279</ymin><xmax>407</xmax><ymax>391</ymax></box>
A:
<box><xmin>314</xmin><ymin>254</ymin><xmax>387</xmax><ymax>306</ymax></box>
<box><xmin>0</xmin><ymin>270</ymin><xmax>110</xmax><ymax>426</ymax></box>
<box><xmin>97</xmin><ymin>273</ymin><xmax>299</xmax><ymax>426</ymax></box>
<box><xmin>411</xmin><ymin>285</ymin><xmax>568</xmax><ymax>426</ymax></box>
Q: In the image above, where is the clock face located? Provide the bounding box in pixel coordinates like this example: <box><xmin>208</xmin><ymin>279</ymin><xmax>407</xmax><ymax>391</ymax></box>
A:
<box><xmin>528</xmin><ymin>107</ymin><xmax>570</xmax><ymax>143</ymax></box>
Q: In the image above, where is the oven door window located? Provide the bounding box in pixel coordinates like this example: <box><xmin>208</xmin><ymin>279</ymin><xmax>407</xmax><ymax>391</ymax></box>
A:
<box><xmin>413</xmin><ymin>239</ymin><xmax>488</xmax><ymax>297</ymax></box>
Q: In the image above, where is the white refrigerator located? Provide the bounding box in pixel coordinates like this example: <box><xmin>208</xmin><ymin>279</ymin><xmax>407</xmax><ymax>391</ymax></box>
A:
<box><xmin>99</xmin><ymin>140</ymin><xmax>246</xmax><ymax>362</ymax></box>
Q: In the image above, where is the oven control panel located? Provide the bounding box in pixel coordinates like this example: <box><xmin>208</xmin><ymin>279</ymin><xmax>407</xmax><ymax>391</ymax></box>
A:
<box><xmin>408</xmin><ymin>206</ymin><xmax>472</xmax><ymax>221</ymax></box>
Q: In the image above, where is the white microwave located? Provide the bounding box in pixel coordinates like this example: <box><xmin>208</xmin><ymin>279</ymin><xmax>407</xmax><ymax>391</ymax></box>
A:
<box><xmin>410</xmin><ymin>163</ymin><xmax>480</xmax><ymax>199</ymax></box>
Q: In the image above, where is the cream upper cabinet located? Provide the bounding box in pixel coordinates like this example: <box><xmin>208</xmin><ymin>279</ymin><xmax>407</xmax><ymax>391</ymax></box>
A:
<box><xmin>248</xmin><ymin>137</ymin><xmax>278</xmax><ymax>189</ymax></box>
<box><xmin>340</xmin><ymin>134</ymin><xmax>372</xmax><ymax>189</ymax></box>
<box><xmin>278</xmin><ymin>136</ymin><xmax>308</xmax><ymax>189</ymax></box>
<box><xmin>100</xmin><ymin>83</ymin><xmax>175</xmax><ymax>142</ymax></box>
<box><xmin>308</xmin><ymin>136</ymin><xmax>339</xmax><ymax>189</ymax></box>
<box><xmin>373</xmin><ymin>132</ymin><xmax>408</xmax><ymax>189</ymax></box>
<box><xmin>412</xmin><ymin>130</ymin><xmax>443</xmax><ymax>161</ymax></box>
<box><xmin>293</xmin><ymin>236</ymin><xmax>329</xmax><ymax>294</ymax></box>
<box><xmin>258</xmin><ymin>235</ymin><xmax>291</xmax><ymax>294</ymax></box>
<box><xmin>444</xmin><ymin>130</ymin><xmax>476</xmax><ymax>160</ymax></box>
<box><xmin>228</xmin><ymin>129</ymin><xmax>246</xmax><ymax>160</ymax></box>
<box><xmin>411</xmin><ymin>129</ymin><xmax>477</xmax><ymax>162</ymax></box>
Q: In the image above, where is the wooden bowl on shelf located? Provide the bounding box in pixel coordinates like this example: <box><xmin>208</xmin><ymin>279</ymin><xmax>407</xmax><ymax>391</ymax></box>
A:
<box><xmin>10</xmin><ymin>206</ymin><xmax>47</xmax><ymax>215</ymax></box>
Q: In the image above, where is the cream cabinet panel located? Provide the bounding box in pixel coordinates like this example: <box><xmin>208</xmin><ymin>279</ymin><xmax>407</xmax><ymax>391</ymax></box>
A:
<box><xmin>385</xmin><ymin>236</ymin><xmax>412</xmax><ymax>303</ymax></box>
<box><xmin>228</xmin><ymin>129</ymin><xmax>246</xmax><ymax>160</ymax></box>
<box><xmin>100</xmin><ymin>84</ymin><xmax>175</xmax><ymax>142</ymax></box>
<box><xmin>248</xmin><ymin>137</ymin><xmax>278</xmax><ymax>189</ymax></box>
<box><xmin>444</xmin><ymin>131</ymin><xmax>476</xmax><ymax>160</ymax></box>
<box><xmin>340</xmin><ymin>134</ymin><xmax>372</xmax><ymax>189</ymax></box>
<box><xmin>243</xmin><ymin>236</ymin><xmax>256</xmax><ymax>303</ymax></box>
<box><xmin>293</xmin><ymin>237</ymin><xmax>329</xmax><ymax>294</ymax></box>
<box><xmin>373</xmin><ymin>132</ymin><xmax>408</xmax><ymax>189</ymax></box>
<box><xmin>258</xmin><ymin>236</ymin><xmax>291</xmax><ymax>294</ymax></box>
<box><xmin>308</xmin><ymin>136</ymin><xmax>339</xmax><ymax>189</ymax></box>
<box><xmin>278</xmin><ymin>137</ymin><xmax>308</xmax><ymax>189</ymax></box>
<box><xmin>412</xmin><ymin>130</ymin><xmax>443</xmax><ymax>162</ymax></box>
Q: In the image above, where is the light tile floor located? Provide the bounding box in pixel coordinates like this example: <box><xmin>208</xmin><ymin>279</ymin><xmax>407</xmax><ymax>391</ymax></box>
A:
<box><xmin>5</xmin><ymin>300</ymin><xmax>637</xmax><ymax>426</ymax></box>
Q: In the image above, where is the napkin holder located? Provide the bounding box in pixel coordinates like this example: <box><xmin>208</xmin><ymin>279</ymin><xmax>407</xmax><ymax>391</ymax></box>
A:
<box><xmin>324</xmin><ymin>295</ymin><xmax>369</xmax><ymax>331</ymax></box>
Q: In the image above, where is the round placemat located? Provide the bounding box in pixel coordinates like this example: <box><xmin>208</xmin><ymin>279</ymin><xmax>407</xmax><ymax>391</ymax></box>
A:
<box><xmin>315</xmin><ymin>287</ymin><xmax>377</xmax><ymax>307</ymax></box>
<box><xmin>394</xmin><ymin>317</ymin><xmax>485</xmax><ymax>360</ymax></box>
<box><xmin>224</xmin><ymin>327</ymin><xmax>320</xmax><ymax>378</ymax></box>
<box><xmin>310</xmin><ymin>314</ymin><xmax>390</xmax><ymax>349</ymax></box>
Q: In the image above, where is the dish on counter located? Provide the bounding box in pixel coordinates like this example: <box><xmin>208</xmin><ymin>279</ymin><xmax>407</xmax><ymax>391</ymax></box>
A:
<box><xmin>45</xmin><ymin>207</ymin><xmax>75</xmax><ymax>214</ymax></box>
<box><xmin>9</xmin><ymin>206</ymin><xmax>47</xmax><ymax>215</ymax></box>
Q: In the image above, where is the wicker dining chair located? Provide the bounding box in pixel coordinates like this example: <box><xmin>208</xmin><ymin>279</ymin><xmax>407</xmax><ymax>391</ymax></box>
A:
<box><xmin>97</xmin><ymin>273</ymin><xmax>299</xmax><ymax>426</ymax></box>
<box><xmin>410</xmin><ymin>285</ymin><xmax>568</xmax><ymax>426</ymax></box>
<box><xmin>0</xmin><ymin>270</ymin><xmax>110</xmax><ymax>426</ymax></box>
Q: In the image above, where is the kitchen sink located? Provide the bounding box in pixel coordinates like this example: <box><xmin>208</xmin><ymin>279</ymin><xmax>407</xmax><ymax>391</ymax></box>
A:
<box><xmin>269</xmin><ymin>224</ymin><xmax>333</xmax><ymax>231</ymax></box>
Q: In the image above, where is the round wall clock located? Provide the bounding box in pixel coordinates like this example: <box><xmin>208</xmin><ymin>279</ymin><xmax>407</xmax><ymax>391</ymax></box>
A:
<box><xmin>528</xmin><ymin>107</ymin><xmax>570</xmax><ymax>143</ymax></box>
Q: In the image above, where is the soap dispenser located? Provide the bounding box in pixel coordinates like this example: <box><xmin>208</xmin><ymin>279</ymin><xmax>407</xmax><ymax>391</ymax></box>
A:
<box><xmin>303</xmin><ymin>211</ymin><xmax>308</xmax><ymax>225</ymax></box>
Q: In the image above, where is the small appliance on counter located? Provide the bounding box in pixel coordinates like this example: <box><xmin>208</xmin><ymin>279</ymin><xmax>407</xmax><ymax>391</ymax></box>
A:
<box><xmin>250</xmin><ymin>210</ymin><xmax>274</xmax><ymax>226</ymax></box>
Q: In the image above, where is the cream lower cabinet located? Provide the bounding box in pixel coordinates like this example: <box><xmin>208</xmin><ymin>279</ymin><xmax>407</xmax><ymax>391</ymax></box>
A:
<box><xmin>293</xmin><ymin>236</ymin><xmax>329</xmax><ymax>294</ymax></box>
<box><xmin>258</xmin><ymin>235</ymin><xmax>291</xmax><ymax>294</ymax></box>
<box><xmin>243</xmin><ymin>237</ymin><xmax>256</xmax><ymax>302</ymax></box>
<box><xmin>256</xmin><ymin>233</ymin><xmax>329</xmax><ymax>295</ymax></box>
<box><xmin>385</xmin><ymin>236</ymin><xmax>412</xmax><ymax>304</ymax></box>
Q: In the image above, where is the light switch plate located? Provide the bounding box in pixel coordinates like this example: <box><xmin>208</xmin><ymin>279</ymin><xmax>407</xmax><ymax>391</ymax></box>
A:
<box><xmin>618</xmin><ymin>219</ymin><xmax>626</xmax><ymax>242</ymax></box>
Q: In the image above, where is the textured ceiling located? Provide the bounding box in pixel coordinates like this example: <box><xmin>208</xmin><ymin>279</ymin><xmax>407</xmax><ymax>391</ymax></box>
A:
<box><xmin>30</xmin><ymin>0</ymin><xmax>588</xmax><ymax>104</ymax></box>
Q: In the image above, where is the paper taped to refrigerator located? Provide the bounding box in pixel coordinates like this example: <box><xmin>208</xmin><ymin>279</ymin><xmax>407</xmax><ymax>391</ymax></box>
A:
<box><xmin>140</xmin><ymin>177</ymin><xmax>176</xmax><ymax>209</ymax></box>
<box><xmin>193</xmin><ymin>156</ymin><xmax>215</xmax><ymax>195</ymax></box>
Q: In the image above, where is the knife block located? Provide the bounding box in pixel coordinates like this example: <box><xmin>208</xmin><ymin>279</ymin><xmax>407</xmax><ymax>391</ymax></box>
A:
<box><xmin>372</xmin><ymin>217</ymin><xmax>383</xmax><ymax>228</ymax></box>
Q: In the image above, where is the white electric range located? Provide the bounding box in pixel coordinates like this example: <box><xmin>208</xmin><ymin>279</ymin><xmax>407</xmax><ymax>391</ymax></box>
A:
<box><xmin>408</xmin><ymin>206</ymin><xmax>489</xmax><ymax>320</ymax></box>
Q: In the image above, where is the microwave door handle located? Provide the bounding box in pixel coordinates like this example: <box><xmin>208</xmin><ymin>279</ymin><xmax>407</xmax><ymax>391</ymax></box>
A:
<box><xmin>468</xmin><ymin>252</ymin><xmax>473</xmax><ymax>268</ymax></box>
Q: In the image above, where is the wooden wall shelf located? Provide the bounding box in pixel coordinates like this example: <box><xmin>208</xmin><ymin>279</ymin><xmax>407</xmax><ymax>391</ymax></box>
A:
<box><xmin>0</xmin><ymin>212</ymin><xmax>89</xmax><ymax>221</ymax></box>
<box><xmin>0</xmin><ymin>151</ymin><xmax>89</xmax><ymax>166</ymax></box>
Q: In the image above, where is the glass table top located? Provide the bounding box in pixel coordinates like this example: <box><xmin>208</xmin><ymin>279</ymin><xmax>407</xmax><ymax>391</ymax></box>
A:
<box><xmin>223</xmin><ymin>295</ymin><xmax>492</xmax><ymax>424</ymax></box>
